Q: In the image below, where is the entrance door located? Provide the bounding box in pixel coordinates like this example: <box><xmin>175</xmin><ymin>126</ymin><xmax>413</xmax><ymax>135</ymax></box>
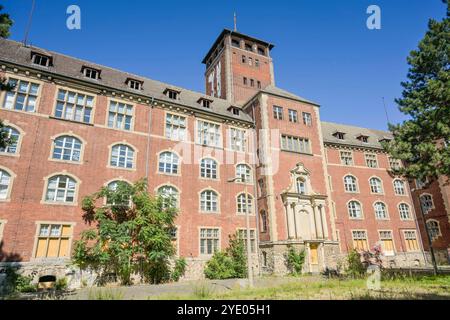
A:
<box><xmin>309</xmin><ymin>243</ymin><xmax>319</xmax><ymax>273</ymax></box>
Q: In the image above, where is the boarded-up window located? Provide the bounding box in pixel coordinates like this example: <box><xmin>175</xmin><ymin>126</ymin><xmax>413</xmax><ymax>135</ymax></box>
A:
<box><xmin>379</xmin><ymin>231</ymin><xmax>394</xmax><ymax>255</ymax></box>
<box><xmin>352</xmin><ymin>230</ymin><xmax>368</xmax><ymax>251</ymax></box>
<box><xmin>35</xmin><ymin>224</ymin><xmax>72</xmax><ymax>258</ymax></box>
<box><xmin>404</xmin><ymin>230</ymin><xmax>419</xmax><ymax>252</ymax></box>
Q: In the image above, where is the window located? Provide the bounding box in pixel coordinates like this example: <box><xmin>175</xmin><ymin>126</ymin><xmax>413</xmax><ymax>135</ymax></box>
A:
<box><xmin>106</xmin><ymin>181</ymin><xmax>131</xmax><ymax>206</ymax></box>
<box><xmin>0</xmin><ymin>170</ymin><xmax>11</xmax><ymax>200</ymax></box>
<box><xmin>255</xmin><ymin>59</ymin><xmax>260</xmax><ymax>67</ymax></box>
<box><xmin>333</xmin><ymin>132</ymin><xmax>346</xmax><ymax>140</ymax></box>
<box><xmin>379</xmin><ymin>231</ymin><xmax>394</xmax><ymax>255</ymax></box>
<box><xmin>231</xmin><ymin>39</ymin><xmax>240</xmax><ymax>48</ymax></box>
<box><xmin>357</xmin><ymin>135</ymin><xmax>369</xmax><ymax>143</ymax></box>
<box><xmin>200</xmin><ymin>228</ymin><xmax>219</xmax><ymax>255</ymax></box>
<box><xmin>35</xmin><ymin>224</ymin><xmax>72</xmax><ymax>258</ymax></box>
<box><xmin>261</xmin><ymin>211</ymin><xmax>268</xmax><ymax>233</ymax></box>
<box><xmin>127</xmin><ymin>79</ymin><xmax>142</xmax><ymax>90</ymax></box>
<box><xmin>348</xmin><ymin>201</ymin><xmax>362</xmax><ymax>219</ymax></box>
<box><xmin>420</xmin><ymin>194</ymin><xmax>434</xmax><ymax>213</ymax></box>
<box><xmin>281</xmin><ymin>135</ymin><xmax>311</xmax><ymax>154</ymax></box>
<box><xmin>165</xmin><ymin>89</ymin><xmax>179</xmax><ymax>100</ymax></box>
<box><xmin>365</xmin><ymin>154</ymin><xmax>378</xmax><ymax>168</ymax></box>
<box><xmin>416</xmin><ymin>177</ymin><xmax>429</xmax><ymax>189</ymax></box>
<box><xmin>230</xmin><ymin>128</ymin><xmax>246</xmax><ymax>152</ymax></box>
<box><xmin>230</xmin><ymin>107</ymin><xmax>240</xmax><ymax>116</ymax></box>
<box><xmin>257</xmin><ymin>81</ymin><xmax>261</xmax><ymax>89</ymax></box>
<box><xmin>242</xmin><ymin>55</ymin><xmax>246</xmax><ymax>63</ymax></box>
<box><xmin>369</xmin><ymin>178</ymin><xmax>383</xmax><ymax>194</ymax></box>
<box><xmin>158</xmin><ymin>152</ymin><xmax>179</xmax><ymax>175</ymax></box>
<box><xmin>288</xmin><ymin>109</ymin><xmax>298</xmax><ymax>123</ymax></box>
<box><xmin>83</xmin><ymin>67</ymin><xmax>100</xmax><ymax>80</ymax></box>
<box><xmin>198</xmin><ymin>98</ymin><xmax>212</xmax><ymax>109</ymax></box>
<box><xmin>250</xmin><ymin>79</ymin><xmax>255</xmax><ymax>87</ymax></box>
<box><xmin>344</xmin><ymin>175</ymin><xmax>358</xmax><ymax>193</ymax></box>
<box><xmin>2</xmin><ymin>78</ymin><xmax>39</xmax><ymax>112</ymax></box>
<box><xmin>238</xmin><ymin>229</ymin><xmax>256</xmax><ymax>253</ymax></box>
<box><xmin>404</xmin><ymin>230</ymin><xmax>419</xmax><ymax>252</ymax></box>
<box><xmin>108</xmin><ymin>101</ymin><xmax>133</xmax><ymax>131</ymax></box>
<box><xmin>245</xmin><ymin>43</ymin><xmax>253</xmax><ymax>51</ymax></box>
<box><xmin>243</xmin><ymin>77</ymin><xmax>248</xmax><ymax>85</ymax></box>
<box><xmin>55</xmin><ymin>89</ymin><xmax>94</xmax><ymax>124</ymax></box>
<box><xmin>45</xmin><ymin>175</ymin><xmax>76</xmax><ymax>203</ymax></box>
<box><xmin>197</xmin><ymin>120</ymin><xmax>221</xmax><ymax>147</ymax></box>
<box><xmin>32</xmin><ymin>53</ymin><xmax>51</xmax><ymax>67</ymax></box>
<box><xmin>158</xmin><ymin>185</ymin><xmax>180</xmax><ymax>209</ymax></box>
<box><xmin>52</xmin><ymin>136</ymin><xmax>82</xmax><ymax>162</ymax></box>
<box><xmin>200</xmin><ymin>190</ymin><xmax>219</xmax><ymax>213</ymax></box>
<box><xmin>340</xmin><ymin>151</ymin><xmax>353</xmax><ymax>166</ymax></box>
<box><xmin>0</xmin><ymin>126</ymin><xmax>19</xmax><ymax>154</ymax></box>
<box><xmin>352</xmin><ymin>231</ymin><xmax>368</xmax><ymax>251</ymax></box>
<box><xmin>399</xmin><ymin>203</ymin><xmax>412</xmax><ymax>220</ymax></box>
<box><xmin>237</xmin><ymin>193</ymin><xmax>253</xmax><ymax>214</ymax></box>
<box><xmin>257</xmin><ymin>47</ymin><xmax>265</xmax><ymax>55</ymax></box>
<box><xmin>389</xmin><ymin>157</ymin><xmax>402</xmax><ymax>170</ymax></box>
<box><xmin>393</xmin><ymin>180</ymin><xmax>406</xmax><ymax>195</ymax></box>
<box><xmin>302</xmin><ymin>112</ymin><xmax>312</xmax><ymax>126</ymax></box>
<box><xmin>296</xmin><ymin>178</ymin><xmax>306</xmax><ymax>195</ymax></box>
<box><xmin>200</xmin><ymin>158</ymin><xmax>218</xmax><ymax>179</ymax></box>
<box><xmin>236</xmin><ymin>164</ymin><xmax>252</xmax><ymax>183</ymax></box>
<box><xmin>165</xmin><ymin>113</ymin><xmax>186</xmax><ymax>141</ymax></box>
<box><xmin>110</xmin><ymin>144</ymin><xmax>134</xmax><ymax>169</ymax></box>
<box><xmin>248</xmin><ymin>57</ymin><xmax>253</xmax><ymax>66</ymax></box>
<box><xmin>273</xmin><ymin>106</ymin><xmax>283</xmax><ymax>120</ymax></box>
<box><xmin>374</xmin><ymin>202</ymin><xmax>388</xmax><ymax>220</ymax></box>
<box><xmin>262</xmin><ymin>251</ymin><xmax>267</xmax><ymax>267</ymax></box>
<box><xmin>426</xmin><ymin>220</ymin><xmax>441</xmax><ymax>241</ymax></box>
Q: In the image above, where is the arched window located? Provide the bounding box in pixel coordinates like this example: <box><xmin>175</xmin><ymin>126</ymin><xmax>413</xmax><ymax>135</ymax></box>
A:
<box><xmin>399</xmin><ymin>203</ymin><xmax>411</xmax><ymax>220</ymax></box>
<box><xmin>348</xmin><ymin>201</ymin><xmax>362</xmax><ymax>219</ymax></box>
<box><xmin>236</xmin><ymin>164</ymin><xmax>251</xmax><ymax>183</ymax></box>
<box><xmin>237</xmin><ymin>193</ymin><xmax>253</xmax><ymax>214</ymax></box>
<box><xmin>45</xmin><ymin>175</ymin><xmax>77</xmax><ymax>203</ymax></box>
<box><xmin>200</xmin><ymin>158</ymin><xmax>218</xmax><ymax>179</ymax></box>
<box><xmin>110</xmin><ymin>144</ymin><xmax>134</xmax><ymax>169</ymax></box>
<box><xmin>296</xmin><ymin>178</ymin><xmax>306</xmax><ymax>195</ymax></box>
<box><xmin>374</xmin><ymin>202</ymin><xmax>388</xmax><ymax>220</ymax></box>
<box><xmin>0</xmin><ymin>126</ymin><xmax>19</xmax><ymax>154</ymax></box>
<box><xmin>0</xmin><ymin>169</ymin><xmax>11</xmax><ymax>200</ymax></box>
<box><xmin>158</xmin><ymin>152</ymin><xmax>179</xmax><ymax>175</ymax></box>
<box><xmin>158</xmin><ymin>185</ymin><xmax>180</xmax><ymax>208</ymax></box>
<box><xmin>344</xmin><ymin>175</ymin><xmax>358</xmax><ymax>192</ymax></box>
<box><xmin>426</xmin><ymin>220</ymin><xmax>441</xmax><ymax>241</ymax></box>
<box><xmin>420</xmin><ymin>194</ymin><xmax>434</xmax><ymax>213</ymax></box>
<box><xmin>260</xmin><ymin>210</ymin><xmax>268</xmax><ymax>233</ymax></box>
<box><xmin>393</xmin><ymin>180</ymin><xmax>406</xmax><ymax>195</ymax></box>
<box><xmin>107</xmin><ymin>180</ymin><xmax>131</xmax><ymax>206</ymax></box>
<box><xmin>52</xmin><ymin>136</ymin><xmax>82</xmax><ymax>162</ymax></box>
<box><xmin>200</xmin><ymin>190</ymin><xmax>218</xmax><ymax>213</ymax></box>
<box><xmin>369</xmin><ymin>178</ymin><xmax>383</xmax><ymax>194</ymax></box>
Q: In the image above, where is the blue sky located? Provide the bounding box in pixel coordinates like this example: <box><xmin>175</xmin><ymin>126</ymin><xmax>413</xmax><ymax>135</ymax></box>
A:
<box><xmin>4</xmin><ymin>0</ymin><xmax>447</xmax><ymax>130</ymax></box>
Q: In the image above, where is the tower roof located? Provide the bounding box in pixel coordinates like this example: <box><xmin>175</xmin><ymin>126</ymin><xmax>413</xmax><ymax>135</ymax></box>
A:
<box><xmin>202</xmin><ymin>28</ymin><xmax>275</xmax><ymax>64</ymax></box>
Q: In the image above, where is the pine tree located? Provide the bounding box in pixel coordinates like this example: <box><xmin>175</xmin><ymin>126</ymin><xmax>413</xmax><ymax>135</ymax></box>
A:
<box><xmin>385</xmin><ymin>2</ymin><xmax>450</xmax><ymax>182</ymax></box>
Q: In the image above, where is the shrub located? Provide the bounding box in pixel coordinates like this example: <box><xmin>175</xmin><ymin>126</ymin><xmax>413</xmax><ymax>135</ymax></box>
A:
<box><xmin>346</xmin><ymin>250</ymin><xmax>366</xmax><ymax>278</ymax></box>
<box><xmin>204</xmin><ymin>252</ymin><xmax>236</xmax><ymax>280</ymax></box>
<box><xmin>171</xmin><ymin>257</ymin><xmax>187</xmax><ymax>282</ymax></box>
<box><xmin>2</xmin><ymin>267</ymin><xmax>37</xmax><ymax>294</ymax></box>
<box><xmin>226</xmin><ymin>234</ymin><xmax>247</xmax><ymax>279</ymax></box>
<box><xmin>55</xmin><ymin>277</ymin><xmax>68</xmax><ymax>291</ymax></box>
<box><xmin>286</xmin><ymin>247</ymin><xmax>306</xmax><ymax>275</ymax></box>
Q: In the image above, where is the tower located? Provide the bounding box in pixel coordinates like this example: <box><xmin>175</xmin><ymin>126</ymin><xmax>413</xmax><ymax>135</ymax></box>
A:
<box><xmin>202</xmin><ymin>29</ymin><xmax>275</xmax><ymax>106</ymax></box>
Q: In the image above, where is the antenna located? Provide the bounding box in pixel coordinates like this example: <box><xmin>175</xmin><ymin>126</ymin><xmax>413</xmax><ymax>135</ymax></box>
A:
<box><xmin>382</xmin><ymin>97</ymin><xmax>391</xmax><ymax>125</ymax></box>
<box><xmin>234</xmin><ymin>12</ymin><xmax>237</xmax><ymax>32</ymax></box>
<box><xmin>23</xmin><ymin>0</ymin><xmax>36</xmax><ymax>46</ymax></box>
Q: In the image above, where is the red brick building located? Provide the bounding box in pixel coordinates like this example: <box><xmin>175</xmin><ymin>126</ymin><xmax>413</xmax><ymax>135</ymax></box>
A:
<box><xmin>0</xmin><ymin>29</ymin><xmax>447</xmax><ymax>285</ymax></box>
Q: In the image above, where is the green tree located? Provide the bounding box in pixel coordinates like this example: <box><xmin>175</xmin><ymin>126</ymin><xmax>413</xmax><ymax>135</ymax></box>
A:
<box><xmin>72</xmin><ymin>180</ymin><xmax>181</xmax><ymax>285</ymax></box>
<box><xmin>384</xmin><ymin>2</ymin><xmax>450</xmax><ymax>182</ymax></box>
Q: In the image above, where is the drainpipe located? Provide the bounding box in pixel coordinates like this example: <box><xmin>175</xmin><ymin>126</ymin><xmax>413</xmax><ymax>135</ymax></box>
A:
<box><xmin>407</xmin><ymin>183</ymin><xmax>429</xmax><ymax>267</ymax></box>
<box><xmin>145</xmin><ymin>97</ymin><xmax>154</xmax><ymax>182</ymax></box>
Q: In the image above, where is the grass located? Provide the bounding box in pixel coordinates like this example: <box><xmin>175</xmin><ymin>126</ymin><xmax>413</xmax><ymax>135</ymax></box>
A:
<box><xmin>87</xmin><ymin>288</ymin><xmax>124</xmax><ymax>300</ymax></box>
<box><xmin>151</xmin><ymin>275</ymin><xmax>450</xmax><ymax>300</ymax></box>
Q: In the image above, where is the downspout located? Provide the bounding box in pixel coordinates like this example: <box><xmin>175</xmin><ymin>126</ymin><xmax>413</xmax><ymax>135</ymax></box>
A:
<box><xmin>145</xmin><ymin>97</ymin><xmax>155</xmax><ymax>183</ymax></box>
<box><xmin>407</xmin><ymin>183</ymin><xmax>428</xmax><ymax>266</ymax></box>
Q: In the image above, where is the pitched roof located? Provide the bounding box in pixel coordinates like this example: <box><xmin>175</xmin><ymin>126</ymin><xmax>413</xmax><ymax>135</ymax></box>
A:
<box><xmin>0</xmin><ymin>38</ymin><xmax>253</xmax><ymax>123</ymax></box>
<box><xmin>261</xmin><ymin>85</ymin><xmax>320</xmax><ymax>106</ymax></box>
<box><xmin>321</xmin><ymin>121</ymin><xmax>393</xmax><ymax>150</ymax></box>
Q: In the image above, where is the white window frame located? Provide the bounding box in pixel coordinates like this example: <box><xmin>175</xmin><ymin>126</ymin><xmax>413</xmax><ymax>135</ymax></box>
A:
<box><xmin>107</xmin><ymin>100</ymin><xmax>134</xmax><ymax>131</ymax></box>
<box><xmin>54</xmin><ymin>88</ymin><xmax>95</xmax><ymax>124</ymax></box>
<box><xmin>158</xmin><ymin>151</ymin><xmax>179</xmax><ymax>175</ymax></box>
<box><xmin>197</xmin><ymin>120</ymin><xmax>222</xmax><ymax>148</ymax></box>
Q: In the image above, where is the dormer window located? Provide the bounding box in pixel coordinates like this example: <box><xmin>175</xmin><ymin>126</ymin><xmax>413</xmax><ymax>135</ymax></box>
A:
<box><xmin>228</xmin><ymin>106</ymin><xmax>240</xmax><ymax>116</ymax></box>
<box><xmin>31</xmin><ymin>52</ymin><xmax>52</xmax><ymax>67</ymax></box>
<box><xmin>379</xmin><ymin>138</ymin><xmax>392</xmax><ymax>144</ymax></box>
<box><xmin>126</xmin><ymin>78</ymin><xmax>143</xmax><ymax>91</ymax></box>
<box><xmin>333</xmin><ymin>132</ymin><xmax>346</xmax><ymax>140</ymax></box>
<box><xmin>164</xmin><ymin>89</ymin><xmax>180</xmax><ymax>100</ymax></box>
<box><xmin>357</xmin><ymin>135</ymin><xmax>369</xmax><ymax>143</ymax></box>
<box><xmin>82</xmin><ymin>66</ymin><xmax>100</xmax><ymax>80</ymax></box>
<box><xmin>198</xmin><ymin>98</ymin><xmax>212</xmax><ymax>109</ymax></box>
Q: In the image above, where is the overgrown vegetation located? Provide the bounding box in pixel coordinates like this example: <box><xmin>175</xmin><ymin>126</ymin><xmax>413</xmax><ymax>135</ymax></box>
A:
<box><xmin>345</xmin><ymin>250</ymin><xmax>366</xmax><ymax>279</ymax></box>
<box><xmin>171</xmin><ymin>258</ymin><xmax>187</xmax><ymax>282</ymax></box>
<box><xmin>72</xmin><ymin>179</ymin><xmax>185</xmax><ymax>285</ymax></box>
<box><xmin>286</xmin><ymin>246</ymin><xmax>306</xmax><ymax>275</ymax></box>
<box><xmin>87</xmin><ymin>288</ymin><xmax>124</xmax><ymax>300</ymax></box>
<box><xmin>204</xmin><ymin>234</ymin><xmax>247</xmax><ymax>280</ymax></box>
<box><xmin>1</xmin><ymin>267</ymin><xmax>37</xmax><ymax>295</ymax></box>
